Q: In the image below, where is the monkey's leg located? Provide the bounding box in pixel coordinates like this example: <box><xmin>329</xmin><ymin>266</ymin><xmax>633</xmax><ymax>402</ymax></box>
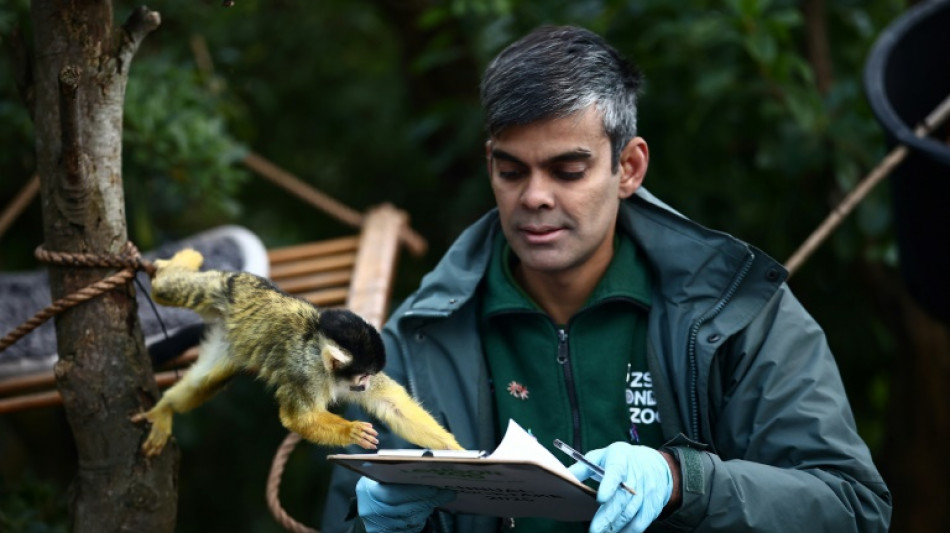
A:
<box><xmin>279</xmin><ymin>406</ymin><xmax>380</xmax><ymax>450</ymax></box>
<box><xmin>150</xmin><ymin>268</ymin><xmax>229</xmax><ymax>315</ymax></box>
<box><xmin>357</xmin><ymin>373</ymin><xmax>463</xmax><ymax>450</ymax></box>
<box><xmin>131</xmin><ymin>326</ymin><xmax>237</xmax><ymax>456</ymax></box>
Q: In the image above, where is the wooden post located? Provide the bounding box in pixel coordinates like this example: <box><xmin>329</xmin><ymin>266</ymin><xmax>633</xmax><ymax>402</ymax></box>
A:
<box><xmin>28</xmin><ymin>3</ymin><xmax>177</xmax><ymax>531</ymax></box>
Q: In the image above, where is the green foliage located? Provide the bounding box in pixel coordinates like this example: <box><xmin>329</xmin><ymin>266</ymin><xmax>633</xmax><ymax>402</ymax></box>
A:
<box><xmin>0</xmin><ymin>473</ymin><xmax>68</xmax><ymax>533</ymax></box>
<box><xmin>123</xmin><ymin>52</ymin><xmax>250</xmax><ymax>249</ymax></box>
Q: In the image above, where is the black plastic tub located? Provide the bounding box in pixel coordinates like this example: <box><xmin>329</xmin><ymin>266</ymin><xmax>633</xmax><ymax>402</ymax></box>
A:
<box><xmin>864</xmin><ymin>0</ymin><xmax>950</xmax><ymax>324</ymax></box>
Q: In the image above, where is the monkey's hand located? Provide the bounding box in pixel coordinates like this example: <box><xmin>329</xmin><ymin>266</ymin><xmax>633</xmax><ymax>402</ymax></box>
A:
<box><xmin>130</xmin><ymin>406</ymin><xmax>174</xmax><ymax>457</ymax></box>
<box><xmin>349</xmin><ymin>420</ymin><xmax>380</xmax><ymax>450</ymax></box>
<box><xmin>279</xmin><ymin>408</ymin><xmax>380</xmax><ymax>449</ymax></box>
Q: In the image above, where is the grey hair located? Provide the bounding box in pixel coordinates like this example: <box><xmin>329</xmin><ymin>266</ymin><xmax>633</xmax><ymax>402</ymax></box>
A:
<box><xmin>480</xmin><ymin>26</ymin><xmax>643</xmax><ymax>172</ymax></box>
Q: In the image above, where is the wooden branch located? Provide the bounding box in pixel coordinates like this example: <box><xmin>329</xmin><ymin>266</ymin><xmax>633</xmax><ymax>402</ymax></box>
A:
<box><xmin>786</xmin><ymin>92</ymin><xmax>950</xmax><ymax>275</ymax></box>
<box><xmin>0</xmin><ymin>174</ymin><xmax>40</xmax><ymax>242</ymax></box>
<box><xmin>242</xmin><ymin>151</ymin><xmax>428</xmax><ymax>257</ymax></box>
<box><xmin>116</xmin><ymin>6</ymin><xmax>161</xmax><ymax>74</ymax></box>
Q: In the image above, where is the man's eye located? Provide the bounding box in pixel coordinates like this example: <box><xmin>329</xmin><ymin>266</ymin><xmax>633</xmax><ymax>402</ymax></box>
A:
<box><xmin>497</xmin><ymin>169</ymin><xmax>526</xmax><ymax>180</ymax></box>
<box><xmin>555</xmin><ymin>171</ymin><xmax>585</xmax><ymax>181</ymax></box>
<box><xmin>552</xmin><ymin>162</ymin><xmax>587</xmax><ymax>181</ymax></box>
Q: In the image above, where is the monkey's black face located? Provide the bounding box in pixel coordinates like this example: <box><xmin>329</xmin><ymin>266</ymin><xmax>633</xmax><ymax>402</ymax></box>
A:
<box><xmin>320</xmin><ymin>308</ymin><xmax>386</xmax><ymax>381</ymax></box>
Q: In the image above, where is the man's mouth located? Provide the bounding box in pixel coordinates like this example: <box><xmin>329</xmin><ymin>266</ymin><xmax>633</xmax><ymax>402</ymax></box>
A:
<box><xmin>519</xmin><ymin>225</ymin><xmax>564</xmax><ymax>244</ymax></box>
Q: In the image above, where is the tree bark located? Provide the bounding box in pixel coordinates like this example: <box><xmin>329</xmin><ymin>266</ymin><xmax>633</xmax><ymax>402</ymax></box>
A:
<box><xmin>29</xmin><ymin>2</ymin><xmax>178</xmax><ymax>531</ymax></box>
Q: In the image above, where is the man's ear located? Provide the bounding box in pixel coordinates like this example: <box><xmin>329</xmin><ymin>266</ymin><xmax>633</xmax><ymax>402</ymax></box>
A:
<box><xmin>618</xmin><ymin>136</ymin><xmax>649</xmax><ymax>199</ymax></box>
<box><xmin>485</xmin><ymin>139</ymin><xmax>493</xmax><ymax>177</ymax></box>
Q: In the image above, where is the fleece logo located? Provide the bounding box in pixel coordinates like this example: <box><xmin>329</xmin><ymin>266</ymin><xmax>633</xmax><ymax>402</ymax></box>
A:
<box><xmin>507</xmin><ymin>380</ymin><xmax>529</xmax><ymax>400</ymax></box>
<box><xmin>625</xmin><ymin>365</ymin><xmax>659</xmax><ymax>435</ymax></box>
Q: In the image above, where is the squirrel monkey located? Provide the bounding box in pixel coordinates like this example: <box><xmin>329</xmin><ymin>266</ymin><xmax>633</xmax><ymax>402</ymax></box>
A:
<box><xmin>131</xmin><ymin>249</ymin><xmax>462</xmax><ymax>456</ymax></box>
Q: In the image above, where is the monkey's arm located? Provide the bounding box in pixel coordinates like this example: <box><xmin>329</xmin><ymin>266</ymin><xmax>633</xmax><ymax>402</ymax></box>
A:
<box><xmin>352</xmin><ymin>373</ymin><xmax>463</xmax><ymax>451</ymax></box>
<box><xmin>150</xmin><ymin>249</ymin><xmax>230</xmax><ymax>316</ymax></box>
<box><xmin>278</xmin><ymin>406</ymin><xmax>379</xmax><ymax>449</ymax></box>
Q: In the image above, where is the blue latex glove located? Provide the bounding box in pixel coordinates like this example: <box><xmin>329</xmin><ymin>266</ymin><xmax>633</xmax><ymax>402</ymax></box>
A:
<box><xmin>568</xmin><ymin>443</ymin><xmax>673</xmax><ymax>533</ymax></box>
<box><xmin>356</xmin><ymin>477</ymin><xmax>456</xmax><ymax>533</ymax></box>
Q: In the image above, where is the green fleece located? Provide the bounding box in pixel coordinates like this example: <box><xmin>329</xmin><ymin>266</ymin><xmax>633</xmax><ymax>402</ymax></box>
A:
<box><xmin>480</xmin><ymin>229</ymin><xmax>661</xmax><ymax>459</ymax></box>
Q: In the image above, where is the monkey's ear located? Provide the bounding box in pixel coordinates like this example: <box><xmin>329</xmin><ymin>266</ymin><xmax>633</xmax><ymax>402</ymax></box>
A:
<box><xmin>323</xmin><ymin>343</ymin><xmax>352</xmax><ymax>372</ymax></box>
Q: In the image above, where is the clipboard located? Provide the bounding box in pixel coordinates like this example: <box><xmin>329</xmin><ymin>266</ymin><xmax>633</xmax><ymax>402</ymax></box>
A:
<box><xmin>328</xmin><ymin>420</ymin><xmax>597</xmax><ymax>521</ymax></box>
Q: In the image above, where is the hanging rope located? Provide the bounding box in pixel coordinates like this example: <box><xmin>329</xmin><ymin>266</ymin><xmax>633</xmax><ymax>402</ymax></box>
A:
<box><xmin>266</xmin><ymin>432</ymin><xmax>319</xmax><ymax>533</ymax></box>
<box><xmin>0</xmin><ymin>241</ymin><xmax>154</xmax><ymax>353</ymax></box>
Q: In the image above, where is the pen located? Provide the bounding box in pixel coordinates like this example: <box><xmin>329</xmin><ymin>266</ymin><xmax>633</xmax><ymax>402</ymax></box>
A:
<box><xmin>553</xmin><ymin>439</ymin><xmax>637</xmax><ymax>495</ymax></box>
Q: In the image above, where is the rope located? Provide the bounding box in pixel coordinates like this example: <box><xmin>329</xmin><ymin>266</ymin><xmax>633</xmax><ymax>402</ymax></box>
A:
<box><xmin>1</xmin><ymin>240</ymin><xmax>322</xmax><ymax>533</ymax></box>
<box><xmin>266</xmin><ymin>432</ymin><xmax>319</xmax><ymax>533</ymax></box>
<box><xmin>0</xmin><ymin>242</ymin><xmax>154</xmax><ymax>353</ymax></box>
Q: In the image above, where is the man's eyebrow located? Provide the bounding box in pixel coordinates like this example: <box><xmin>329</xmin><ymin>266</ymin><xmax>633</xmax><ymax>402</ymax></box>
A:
<box><xmin>548</xmin><ymin>148</ymin><xmax>592</xmax><ymax>163</ymax></box>
<box><xmin>490</xmin><ymin>148</ymin><xmax>524</xmax><ymax>164</ymax></box>
<box><xmin>490</xmin><ymin>147</ymin><xmax>593</xmax><ymax>165</ymax></box>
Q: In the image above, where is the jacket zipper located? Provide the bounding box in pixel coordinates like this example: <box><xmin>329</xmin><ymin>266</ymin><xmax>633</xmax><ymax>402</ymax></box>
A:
<box><xmin>685</xmin><ymin>251</ymin><xmax>755</xmax><ymax>440</ymax></box>
<box><xmin>556</xmin><ymin>328</ymin><xmax>583</xmax><ymax>450</ymax></box>
<box><xmin>554</xmin><ymin>297</ymin><xmax>647</xmax><ymax>449</ymax></box>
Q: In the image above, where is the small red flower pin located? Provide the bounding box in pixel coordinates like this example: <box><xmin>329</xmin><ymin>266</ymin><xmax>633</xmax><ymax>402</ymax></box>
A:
<box><xmin>507</xmin><ymin>381</ymin><xmax>529</xmax><ymax>400</ymax></box>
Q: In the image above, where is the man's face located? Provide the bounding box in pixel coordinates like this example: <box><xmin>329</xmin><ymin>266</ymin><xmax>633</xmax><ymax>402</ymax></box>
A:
<box><xmin>487</xmin><ymin>107</ymin><xmax>646</xmax><ymax>278</ymax></box>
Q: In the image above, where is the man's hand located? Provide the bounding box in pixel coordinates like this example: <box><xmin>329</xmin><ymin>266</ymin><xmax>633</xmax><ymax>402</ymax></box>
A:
<box><xmin>568</xmin><ymin>443</ymin><xmax>675</xmax><ymax>533</ymax></box>
<box><xmin>356</xmin><ymin>477</ymin><xmax>455</xmax><ymax>533</ymax></box>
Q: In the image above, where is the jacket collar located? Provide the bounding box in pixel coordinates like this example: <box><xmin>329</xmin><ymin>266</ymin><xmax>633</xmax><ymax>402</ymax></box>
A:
<box><xmin>403</xmin><ymin>188</ymin><xmax>785</xmax><ymax>323</ymax></box>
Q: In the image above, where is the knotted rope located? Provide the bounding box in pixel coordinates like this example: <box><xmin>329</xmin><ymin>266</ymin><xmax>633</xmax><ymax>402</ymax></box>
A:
<box><xmin>0</xmin><ymin>242</ymin><xmax>155</xmax><ymax>353</ymax></box>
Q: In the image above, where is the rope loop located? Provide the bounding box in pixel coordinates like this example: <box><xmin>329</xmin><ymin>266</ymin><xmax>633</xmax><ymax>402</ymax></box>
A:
<box><xmin>0</xmin><ymin>242</ymin><xmax>156</xmax><ymax>353</ymax></box>
<box><xmin>34</xmin><ymin>241</ymin><xmax>156</xmax><ymax>276</ymax></box>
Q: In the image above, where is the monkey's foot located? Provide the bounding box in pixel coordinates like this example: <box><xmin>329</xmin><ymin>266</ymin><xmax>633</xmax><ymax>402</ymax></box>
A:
<box><xmin>131</xmin><ymin>407</ymin><xmax>173</xmax><ymax>457</ymax></box>
<box><xmin>349</xmin><ymin>421</ymin><xmax>379</xmax><ymax>450</ymax></box>
<box><xmin>156</xmin><ymin>248</ymin><xmax>203</xmax><ymax>273</ymax></box>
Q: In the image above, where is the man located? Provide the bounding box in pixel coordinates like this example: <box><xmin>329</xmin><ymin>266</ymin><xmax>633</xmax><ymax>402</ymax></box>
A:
<box><xmin>323</xmin><ymin>25</ymin><xmax>891</xmax><ymax>533</ymax></box>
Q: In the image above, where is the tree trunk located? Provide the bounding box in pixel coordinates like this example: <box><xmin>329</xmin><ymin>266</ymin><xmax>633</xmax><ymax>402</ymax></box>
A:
<box><xmin>885</xmin><ymin>290</ymin><xmax>950</xmax><ymax>532</ymax></box>
<box><xmin>29</xmin><ymin>2</ymin><xmax>178</xmax><ymax>531</ymax></box>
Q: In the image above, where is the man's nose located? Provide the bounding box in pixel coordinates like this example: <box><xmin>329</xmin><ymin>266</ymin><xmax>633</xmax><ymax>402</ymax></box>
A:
<box><xmin>520</xmin><ymin>173</ymin><xmax>554</xmax><ymax>210</ymax></box>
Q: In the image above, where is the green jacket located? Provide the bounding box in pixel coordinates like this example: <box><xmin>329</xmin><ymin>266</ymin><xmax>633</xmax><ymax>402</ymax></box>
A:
<box><xmin>322</xmin><ymin>189</ymin><xmax>892</xmax><ymax>533</ymax></box>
